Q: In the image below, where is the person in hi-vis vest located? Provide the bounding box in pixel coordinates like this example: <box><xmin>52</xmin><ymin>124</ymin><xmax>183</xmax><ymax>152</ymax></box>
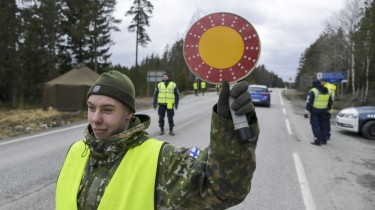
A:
<box><xmin>200</xmin><ymin>81</ymin><xmax>206</xmax><ymax>96</ymax></box>
<box><xmin>216</xmin><ymin>83</ymin><xmax>221</xmax><ymax>95</ymax></box>
<box><xmin>305</xmin><ymin>79</ymin><xmax>333</xmax><ymax>146</ymax></box>
<box><xmin>153</xmin><ymin>73</ymin><xmax>179</xmax><ymax>135</ymax></box>
<box><xmin>193</xmin><ymin>81</ymin><xmax>198</xmax><ymax>96</ymax></box>
<box><xmin>320</xmin><ymin>78</ymin><xmax>336</xmax><ymax>140</ymax></box>
<box><xmin>56</xmin><ymin>70</ymin><xmax>260</xmax><ymax>210</ymax></box>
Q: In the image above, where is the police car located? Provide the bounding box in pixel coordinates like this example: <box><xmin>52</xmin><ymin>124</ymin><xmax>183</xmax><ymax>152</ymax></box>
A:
<box><xmin>336</xmin><ymin>106</ymin><xmax>375</xmax><ymax>140</ymax></box>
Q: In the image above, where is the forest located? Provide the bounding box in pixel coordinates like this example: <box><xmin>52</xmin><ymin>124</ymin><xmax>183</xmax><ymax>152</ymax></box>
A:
<box><xmin>1</xmin><ymin>0</ymin><xmax>374</xmax><ymax>109</ymax></box>
<box><xmin>295</xmin><ymin>0</ymin><xmax>375</xmax><ymax>105</ymax></box>
<box><xmin>0</xmin><ymin>0</ymin><xmax>285</xmax><ymax>109</ymax></box>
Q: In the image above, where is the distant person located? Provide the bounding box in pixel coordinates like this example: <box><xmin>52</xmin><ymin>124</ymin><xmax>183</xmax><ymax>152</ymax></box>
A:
<box><xmin>216</xmin><ymin>84</ymin><xmax>221</xmax><ymax>95</ymax></box>
<box><xmin>305</xmin><ymin>79</ymin><xmax>333</xmax><ymax>146</ymax></box>
<box><xmin>320</xmin><ymin>79</ymin><xmax>336</xmax><ymax>101</ymax></box>
<box><xmin>193</xmin><ymin>81</ymin><xmax>198</xmax><ymax>96</ymax></box>
<box><xmin>153</xmin><ymin>73</ymin><xmax>179</xmax><ymax>135</ymax></box>
<box><xmin>200</xmin><ymin>81</ymin><xmax>206</xmax><ymax>96</ymax></box>
<box><xmin>56</xmin><ymin>70</ymin><xmax>260</xmax><ymax>209</ymax></box>
<box><xmin>320</xmin><ymin>79</ymin><xmax>336</xmax><ymax>140</ymax></box>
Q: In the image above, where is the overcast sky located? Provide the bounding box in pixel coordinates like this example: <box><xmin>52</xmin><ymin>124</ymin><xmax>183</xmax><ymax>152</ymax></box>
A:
<box><xmin>109</xmin><ymin>0</ymin><xmax>347</xmax><ymax>81</ymax></box>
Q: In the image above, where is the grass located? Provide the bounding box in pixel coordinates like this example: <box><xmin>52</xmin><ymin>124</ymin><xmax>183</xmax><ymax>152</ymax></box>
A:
<box><xmin>0</xmin><ymin>107</ymin><xmax>87</xmax><ymax>140</ymax></box>
<box><xmin>0</xmin><ymin>96</ymin><xmax>154</xmax><ymax>140</ymax></box>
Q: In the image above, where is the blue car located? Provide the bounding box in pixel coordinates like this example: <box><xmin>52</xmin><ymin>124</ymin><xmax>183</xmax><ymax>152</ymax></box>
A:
<box><xmin>247</xmin><ymin>85</ymin><xmax>271</xmax><ymax>107</ymax></box>
<box><xmin>336</xmin><ymin>106</ymin><xmax>375</xmax><ymax>140</ymax></box>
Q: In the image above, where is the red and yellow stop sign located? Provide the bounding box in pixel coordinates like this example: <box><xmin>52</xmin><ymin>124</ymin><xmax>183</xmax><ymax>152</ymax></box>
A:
<box><xmin>183</xmin><ymin>12</ymin><xmax>261</xmax><ymax>84</ymax></box>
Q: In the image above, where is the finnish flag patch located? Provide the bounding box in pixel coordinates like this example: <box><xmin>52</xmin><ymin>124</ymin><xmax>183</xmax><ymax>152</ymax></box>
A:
<box><xmin>189</xmin><ymin>147</ymin><xmax>200</xmax><ymax>159</ymax></box>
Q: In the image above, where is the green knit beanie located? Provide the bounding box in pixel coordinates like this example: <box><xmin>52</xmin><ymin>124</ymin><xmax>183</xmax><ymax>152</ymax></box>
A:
<box><xmin>87</xmin><ymin>70</ymin><xmax>136</xmax><ymax>112</ymax></box>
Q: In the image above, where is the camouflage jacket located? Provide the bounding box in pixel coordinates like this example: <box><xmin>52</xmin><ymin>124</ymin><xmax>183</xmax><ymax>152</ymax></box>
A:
<box><xmin>77</xmin><ymin>106</ymin><xmax>259</xmax><ymax>210</ymax></box>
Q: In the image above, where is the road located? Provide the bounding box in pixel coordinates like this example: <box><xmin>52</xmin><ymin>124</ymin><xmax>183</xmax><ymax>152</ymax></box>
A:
<box><xmin>0</xmin><ymin>89</ymin><xmax>374</xmax><ymax>210</ymax></box>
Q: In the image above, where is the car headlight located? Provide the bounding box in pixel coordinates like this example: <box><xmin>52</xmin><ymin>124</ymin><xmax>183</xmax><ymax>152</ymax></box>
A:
<box><xmin>338</xmin><ymin>108</ymin><xmax>359</xmax><ymax>119</ymax></box>
<box><xmin>339</xmin><ymin>113</ymin><xmax>358</xmax><ymax>119</ymax></box>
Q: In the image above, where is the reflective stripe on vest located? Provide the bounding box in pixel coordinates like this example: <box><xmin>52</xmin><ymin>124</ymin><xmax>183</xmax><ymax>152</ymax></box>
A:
<box><xmin>56</xmin><ymin>138</ymin><xmax>163</xmax><ymax>210</ymax></box>
<box><xmin>157</xmin><ymin>81</ymin><xmax>176</xmax><ymax>109</ymax></box>
<box><xmin>310</xmin><ymin>88</ymin><xmax>329</xmax><ymax>109</ymax></box>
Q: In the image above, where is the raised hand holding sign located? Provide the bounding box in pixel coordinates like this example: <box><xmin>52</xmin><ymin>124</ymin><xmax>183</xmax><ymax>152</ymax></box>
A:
<box><xmin>183</xmin><ymin>12</ymin><xmax>261</xmax><ymax>143</ymax></box>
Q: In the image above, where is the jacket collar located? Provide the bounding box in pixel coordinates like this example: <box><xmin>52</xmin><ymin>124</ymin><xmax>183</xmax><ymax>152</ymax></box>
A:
<box><xmin>84</xmin><ymin>114</ymin><xmax>151</xmax><ymax>160</ymax></box>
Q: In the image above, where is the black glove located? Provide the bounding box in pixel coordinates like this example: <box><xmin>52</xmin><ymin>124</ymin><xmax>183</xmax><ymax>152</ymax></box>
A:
<box><xmin>304</xmin><ymin>114</ymin><xmax>309</xmax><ymax>118</ymax></box>
<box><xmin>217</xmin><ymin>81</ymin><xmax>255</xmax><ymax>120</ymax></box>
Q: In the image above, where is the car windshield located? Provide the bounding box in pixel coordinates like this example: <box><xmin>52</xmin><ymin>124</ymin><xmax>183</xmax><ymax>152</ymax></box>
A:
<box><xmin>249</xmin><ymin>87</ymin><xmax>268</xmax><ymax>92</ymax></box>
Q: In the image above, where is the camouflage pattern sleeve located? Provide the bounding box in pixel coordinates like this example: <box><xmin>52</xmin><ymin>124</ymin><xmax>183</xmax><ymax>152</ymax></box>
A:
<box><xmin>155</xmin><ymin>107</ymin><xmax>259</xmax><ymax>209</ymax></box>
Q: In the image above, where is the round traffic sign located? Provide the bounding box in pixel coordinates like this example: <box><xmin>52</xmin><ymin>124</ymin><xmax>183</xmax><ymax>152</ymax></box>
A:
<box><xmin>183</xmin><ymin>12</ymin><xmax>261</xmax><ymax>84</ymax></box>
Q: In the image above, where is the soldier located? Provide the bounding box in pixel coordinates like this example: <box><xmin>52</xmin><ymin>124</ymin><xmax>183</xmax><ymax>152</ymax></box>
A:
<box><xmin>200</xmin><ymin>80</ymin><xmax>206</xmax><ymax>96</ymax></box>
<box><xmin>56</xmin><ymin>70</ymin><xmax>260</xmax><ymax>209</ymax></box>
<box><xmin>193</xmin><ymin>81</ymin><xmax>198</xmax><ymax>96</ymax></box>
<box><xmin>216</xmin><ymin>83</ymin><xmax>221</xmax><ymax>95</ymax></box>
<box><xmin>153</xmin><ymin>73</ymin><xmax>179</xmax><ymax>135</ymax></box>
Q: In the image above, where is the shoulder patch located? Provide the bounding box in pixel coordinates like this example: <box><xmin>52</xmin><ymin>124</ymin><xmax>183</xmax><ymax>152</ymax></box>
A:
<box><xmin>189</xmin><ymin>147</ymin><xmax>200</xmax><ymax>159</ymax></box>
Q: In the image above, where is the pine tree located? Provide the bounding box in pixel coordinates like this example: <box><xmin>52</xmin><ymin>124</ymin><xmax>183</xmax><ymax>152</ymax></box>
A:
<box><xmin>125</xmin><ymin>0</ymin><xmax>153</xmax><ymax>68</ymax></box>
<box><xmin>61</xmin><ymin>0</ymin><xmax>119</xmax><ymax>72</ymax></box>
<box><xmin>19</xmin><ymin>0</ymin><xmax>64</xmax><ymax>103</ymax></box>
<box><xmin>87</xmin><ymin>0</ymin><xmax>121</xmax><ymax>72</ymax></box>
<box><xmin>0</xmin><ymin>0</ymin><xmax>22</xmax><ymax>108</ymax></box>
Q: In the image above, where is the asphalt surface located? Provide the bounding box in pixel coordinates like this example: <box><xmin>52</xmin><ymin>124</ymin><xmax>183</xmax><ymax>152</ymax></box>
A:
<box><xmin>0</xmin><ymin>89</ymin><xmax>374</xmax><ymax>210</ymax></box>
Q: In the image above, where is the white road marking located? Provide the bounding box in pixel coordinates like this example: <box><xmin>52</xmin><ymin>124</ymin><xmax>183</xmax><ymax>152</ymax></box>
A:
<box><xmin>279</xmin><ymin>89</ymin><xmax>284</xmax><ymax>106</ymax></box>
<box><xmin>293</xmin><ymin>153</ymin><xmax>316</xmax><ymax>210</ymax></box>
<box><xmin>281</xmin><ymin>90</ymin><xmax>292</xmax><ymax>134</ymax></box>
<box><xmin>0</xmin><ymin>124</ymin><xmax>86</xmax><ymax>146</ymax></box>
<box><xmin>285</xmin><ymin>119</ymin><xmax>293</xmax><ymax>134</ymax></box>
<box><xmin>281</xmin><ymin>89</ymin><xmax>315</xmax><ymax>210</ymax></box>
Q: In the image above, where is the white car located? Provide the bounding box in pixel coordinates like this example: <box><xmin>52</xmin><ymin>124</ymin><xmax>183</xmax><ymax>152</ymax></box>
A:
<box><xmin>336</xmin><ymin>106</ymin><xmax>375</xmax><ymax>140</ymax></box>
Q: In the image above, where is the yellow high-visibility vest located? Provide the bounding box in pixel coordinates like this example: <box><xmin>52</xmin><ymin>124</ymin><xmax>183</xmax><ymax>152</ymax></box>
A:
<box><xmin>157</xmin><ymin>81</ymin><xmax>176</xmax><ymax>109</ymax></box>
<box><xmin>324</xmin><ymin>82</ymin><xmax>336</xmax><ymax>100</ymax></box>
<box><xmin>201</xmin><ymin>82</ymin><xmax>206</xmax><ymax>89</ymax></box>
<box><xmin>56</xmin><ymin>139</ymin><xmax>163</xmax><ymax>210</ymax></box>
<box><xmin>193</xmin><ymin>82</ymin><xmax>198</xmax><ymax>89</ymax></box>
<box><xmin>310</xmin><ymin>88</ymin><xmax>330</xmax><ymax>109</ymax></box>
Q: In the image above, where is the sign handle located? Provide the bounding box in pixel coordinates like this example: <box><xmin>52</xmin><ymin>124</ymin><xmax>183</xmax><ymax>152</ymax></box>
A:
<box><xmin>228</xmin><ymin>83</ymin><xmax>253</xmax><ymax>144</ymax></box>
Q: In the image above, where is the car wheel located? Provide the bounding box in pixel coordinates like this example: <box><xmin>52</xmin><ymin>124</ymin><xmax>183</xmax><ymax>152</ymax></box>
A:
<box><xmin>361</xmin><ymin>120</ymin><xmax>375</xmax><ymax>140</ymax></box>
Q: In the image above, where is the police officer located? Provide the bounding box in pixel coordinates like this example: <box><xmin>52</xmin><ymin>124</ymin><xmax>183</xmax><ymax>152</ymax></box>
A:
<box><xmin>153</xmin><ymin>73</ymin><xmax>179</xmax><ymax>135</ymax></box>
<box><xmin>305</xmin><ymin>79</ymin><xmax>333</xmax><ymax>146</ymax></box>
<box><xmin>320</xmin><ymin>79</ymin><xmax>336</xmax><ymax>140</ymax></box>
